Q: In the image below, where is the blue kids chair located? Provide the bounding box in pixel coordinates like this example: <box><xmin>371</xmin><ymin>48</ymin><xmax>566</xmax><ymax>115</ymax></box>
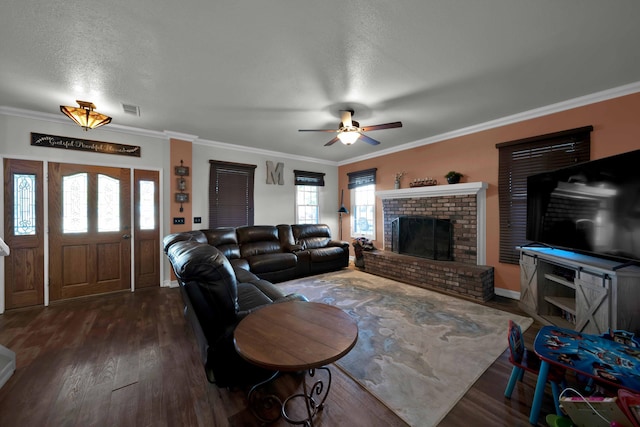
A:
<box><xmin>504</xmin><ymin>320</ymin><xmax>564</xmax><ymax>416</ymax></box>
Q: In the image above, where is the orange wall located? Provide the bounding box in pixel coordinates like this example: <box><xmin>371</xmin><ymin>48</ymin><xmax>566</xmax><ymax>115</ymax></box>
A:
<box><xmin>169</xmin><ymin>138</ymin><xmax>193</xmax><ymax>233</ymax></box>
<box><xmin>339</xmin><ymin>92</ymin><xmax>640</xmax><ymax>294</ymax></box>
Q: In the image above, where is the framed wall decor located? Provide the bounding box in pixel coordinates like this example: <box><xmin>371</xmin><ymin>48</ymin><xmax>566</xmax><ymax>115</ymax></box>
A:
<box><xmin>177</xmin><ymin>177</ymin><xmax>187</xmax><ymax>191</ymax></box>
<box><xmin>175</xmin><ymin>193</ymin><xmax>189</xmax><ymax>203</ymax></box>
<box><xmin>175</xmin><ymin>164</ymin><xmax>189</xmax><ymax>176</ymax></box>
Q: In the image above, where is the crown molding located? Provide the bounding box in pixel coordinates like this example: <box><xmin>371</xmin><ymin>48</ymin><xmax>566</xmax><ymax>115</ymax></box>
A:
<box><xmin>0</xmin><ymin>106</ymin><xmax>166</xmax><ymax>139</ymax></box>
<box><xmin>3</xmin><ymin>80</ymin><xmax>640</xmax><ymax>167</ymax></box>
<box><xmin>339</xmin><ymin>80</ymin><xmax>640</xmax><ymax>166</ymax></box>
<box><xmin>0</xmin><ymin>105</ymin><xmax>339</xmax><ymax>166</ymax></box>
<box><xmin>193</xmin><ymin>137</ymin><xmax>338</xmax><ymax>166</ymax></box>
<box><xmin>164</xmin><ymin>130</ymin><xmax>199</xmax><ymax>142</ymax></box>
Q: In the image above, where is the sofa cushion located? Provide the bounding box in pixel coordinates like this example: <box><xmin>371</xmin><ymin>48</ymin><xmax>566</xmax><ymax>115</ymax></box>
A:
<box><xmin>305</xmin><ymin>246</ymin><xmax>346</xmax><ymax>262</ymax></box>
<box><xmin>236</xmin><ymin>282</ymin><xmax>273</xmax><ymax>310</ymax></box>
<box><xmin>291</xmin><ymin>224</ymin><xmax>333</xmax><ymax>249</ymax></box>
<box><xmin>201</xmin><ymin>227</ymin><xmax>241</xmax><ymax>260</ymax></box>
<box><xmin>246</xmin><ymin>252</ymin><xmax>297</xmax><ymax>273</ymax></box>
<box><xmin>237</xmin><ymin>225</ymin><xmax>284</xmax><ymax>257</ymax></box>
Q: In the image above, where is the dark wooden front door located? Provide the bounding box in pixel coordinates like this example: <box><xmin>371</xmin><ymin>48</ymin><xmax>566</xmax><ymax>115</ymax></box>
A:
<box><xmin>3</xmin><ymin>159</ymin><xmax>45</xmax><ymax>309</ymax></box>
<box><xmin>48</xmin><ymin>162</ymin><xmax>131</xmax><ymax>301</ymax></box>
<box><xmin>134</xmin><ymin>169</ymin><xmax>160</xmax><ymax>288</ymax></box>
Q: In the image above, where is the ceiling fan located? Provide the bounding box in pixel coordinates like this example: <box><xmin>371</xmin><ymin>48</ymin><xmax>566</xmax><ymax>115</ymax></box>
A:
<box><xmin>299</xmin><ymin>110</ymin><xmax>402</xmax><ymax>146</ymax></box>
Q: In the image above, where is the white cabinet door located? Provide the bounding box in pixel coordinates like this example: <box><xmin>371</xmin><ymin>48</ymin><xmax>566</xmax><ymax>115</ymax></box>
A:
<box><xmin>575</xmin><ymin>271</ymin><xmax>610</xmax><ymax>335</ymax></box>
<box><xmin>519</xmin><ymin>254</ymin><xmax>539</xmax><ymax>313</ymax></box>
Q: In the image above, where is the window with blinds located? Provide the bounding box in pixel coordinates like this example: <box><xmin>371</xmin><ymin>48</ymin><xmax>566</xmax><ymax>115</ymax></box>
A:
<box><xmin>293</xmin><ymin>170</ymin><xmax>324</xmax><ymax>224</ymax></box>
<box><xmin>293</xmin><ymin>170</ymin><xmax>325</xmax><ymax>186</ymax></box>
<box><xmin>209</xmin><ymin>160</ymin><xmax>256</xmax><ymax>228</ymax></box>
<box><xmin>348</xmin><ymin>168</ymin><xmax>377</xmax><ymax>239</ymax></box>
<box><xmin>496</xmin><ymin>126</ymin><xmax>592</xmax><ymax>264</ymax></box>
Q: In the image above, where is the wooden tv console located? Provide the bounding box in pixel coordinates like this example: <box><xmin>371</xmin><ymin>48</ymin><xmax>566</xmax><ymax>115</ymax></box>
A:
<box><xmin>518</xmin><ymin>247</ymin><xmax>640</xmax><ymax>335</ymax></box>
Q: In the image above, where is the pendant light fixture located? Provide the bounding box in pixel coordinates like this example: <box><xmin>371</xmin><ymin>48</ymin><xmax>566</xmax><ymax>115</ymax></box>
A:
<box><xmin>60</xmin><ymin>100</ymin><xmax>112</xmax><ymax>131</ymax></box>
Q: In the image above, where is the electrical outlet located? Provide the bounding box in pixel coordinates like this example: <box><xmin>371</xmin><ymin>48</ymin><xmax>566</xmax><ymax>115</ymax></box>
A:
<box><xmin>173</xmin><ymin>217</ymin><xmax>185</xmax><ymax>225</ymax></box>
<box><xmin>194</xmin><ymin>217</ymin><xmax>202</xmax><ymax>224</ymax></box>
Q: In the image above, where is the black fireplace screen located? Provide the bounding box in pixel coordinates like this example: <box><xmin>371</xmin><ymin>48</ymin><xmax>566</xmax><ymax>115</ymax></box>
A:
<box><xmin>391</xmin><ymin>216</ymin><xmax>452</xmax><ymax>260</ymax></box>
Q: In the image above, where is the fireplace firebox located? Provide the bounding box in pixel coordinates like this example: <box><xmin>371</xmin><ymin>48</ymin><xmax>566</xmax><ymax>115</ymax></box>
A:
<box><xmin>391</xmin><ymin>216</ymin><xmax>452</xmax><ymax>260</ymax></box>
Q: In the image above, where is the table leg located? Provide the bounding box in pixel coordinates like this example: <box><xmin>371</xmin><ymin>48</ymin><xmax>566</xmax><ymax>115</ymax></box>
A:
<box><xmin>282</xmin><ymin>367</ymin><xmax>332</xmax><ymax>426</ymax></box>
<box><xmin>247</xmin><ymin>371</ymin><xmax>283</xmax><ymax>424</ymax></box>
<box><xmin>529</xmin><ymin>361</ymin><xmax>549</xmax><ymax>425</ymax></box>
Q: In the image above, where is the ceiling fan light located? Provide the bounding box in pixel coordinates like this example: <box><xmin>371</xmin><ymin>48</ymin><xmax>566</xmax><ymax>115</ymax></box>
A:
<box><xmin>338</xmin><ymin>131</ymin><xmax>360</xmax><ymax>145</ymax></box>
<box><xmin>60</xmin><ymin>100</ymin><xmax>112</xmax><ymax>131</ymax></box>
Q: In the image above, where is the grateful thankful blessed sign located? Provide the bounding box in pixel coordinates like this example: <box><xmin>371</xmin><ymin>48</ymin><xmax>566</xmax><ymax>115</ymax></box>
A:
<box><xmin>30</xmin><ymin>133</ymin><xmax>141</xmax><ymax>157</ymax></box>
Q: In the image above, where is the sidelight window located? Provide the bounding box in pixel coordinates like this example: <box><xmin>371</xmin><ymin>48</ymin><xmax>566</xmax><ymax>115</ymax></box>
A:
<box><xmin>13</xmin><ymin>173</ymin><xmax>37</xmax><ymax>235</ymax></box>
<box><xmin>139</xmin><ymin>180</ymin><xmax>155</xmax><ymax>230</ymax></box>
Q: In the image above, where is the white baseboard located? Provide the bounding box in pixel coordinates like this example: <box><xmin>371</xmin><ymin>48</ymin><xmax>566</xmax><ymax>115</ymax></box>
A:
<box><xmin>495</xmin><ymin>287</ymin><xmax>520</xmax><ymax>300</ymax></box>
<box><xmin>162</xmin><ymin>279</ymin><xmax>179</xmax><ymax>288</ymax></box>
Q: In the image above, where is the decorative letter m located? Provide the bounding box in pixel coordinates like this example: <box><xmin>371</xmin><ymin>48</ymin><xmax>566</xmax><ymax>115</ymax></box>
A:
<box><xmin>266</xmin><ymin>161</ymin><xmax>284</xmax><ymax>185</ymax></box>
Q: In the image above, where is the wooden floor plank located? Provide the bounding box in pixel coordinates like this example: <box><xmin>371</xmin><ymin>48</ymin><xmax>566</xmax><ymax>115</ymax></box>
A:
<box><xmin>0</xmin><ymin>284</ymin><xmax>555</xmax><ymax>426</ymax></box>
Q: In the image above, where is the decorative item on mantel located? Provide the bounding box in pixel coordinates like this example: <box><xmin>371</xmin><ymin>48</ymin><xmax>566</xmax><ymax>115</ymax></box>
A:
<box><xmin>409</xmin><ymin>177</ymin><xmax>438</xmax><ymax>187</ymax></box>
<box><xmin>393</xmin><ymin>171</ymin><xmax>405</xmax><ymax>189</ymax></box>
<box><xmin>445</xmin><ymin>171</ymin><xmax>463</xmax><ymax>184</ymax></box>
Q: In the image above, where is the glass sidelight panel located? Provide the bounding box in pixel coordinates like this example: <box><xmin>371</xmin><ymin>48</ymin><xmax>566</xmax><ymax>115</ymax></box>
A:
<box><xmin>139</xmin><ymin>180</ymin><xmax>155</xmax><ymax>230</ymax></box>
<box><xmin>63</xmin><ymin>173</ymin><xmax>88</xmax><ymax>233</ymax></box>
<box><xmin>13</xmin><ymin>173</ymin><xmax>37</xmax><ymax>236</ymax></box>
<box><xmin>98</xmin><ymin>174</ymin><xmax>120</xmax><ymax>232</ymax></box>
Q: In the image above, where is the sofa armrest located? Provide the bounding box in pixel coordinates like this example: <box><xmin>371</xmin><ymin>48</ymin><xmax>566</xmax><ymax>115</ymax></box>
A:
<box><xmin>327</xmin><ymin>240</ymin><xmax>349</xmax><ymax>249</ymax></box>
<box><xmin>286</xmin><ymin>244</ymin><xmax>303</xmax><ymax>252</ymax></box>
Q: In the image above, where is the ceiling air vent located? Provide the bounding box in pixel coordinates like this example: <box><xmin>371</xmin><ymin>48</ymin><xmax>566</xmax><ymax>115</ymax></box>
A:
<box><xmin>122</xmin><ymin>103</ymin><xmax>140</xmax><ymax>116</ymax></box>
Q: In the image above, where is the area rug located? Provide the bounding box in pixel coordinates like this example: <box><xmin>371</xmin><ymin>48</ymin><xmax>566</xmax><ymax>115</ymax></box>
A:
<box><xmin>277</xmin><ymin>269</ymin><xmax>533</xmax><ymax>427</ymax></box>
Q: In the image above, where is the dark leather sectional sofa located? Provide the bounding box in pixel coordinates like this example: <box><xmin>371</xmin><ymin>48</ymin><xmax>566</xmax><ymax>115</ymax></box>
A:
<box><xmin>163</xmin><ymin>223</ymin><xmax>349</xmax><ymax>387</ymax></box>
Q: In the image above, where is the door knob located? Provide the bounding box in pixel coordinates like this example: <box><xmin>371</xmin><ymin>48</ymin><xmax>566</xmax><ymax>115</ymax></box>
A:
<box><xmin>122</xmin><ymin>234</ymin><xmax>131</xmax><ymax>239</ymax></box>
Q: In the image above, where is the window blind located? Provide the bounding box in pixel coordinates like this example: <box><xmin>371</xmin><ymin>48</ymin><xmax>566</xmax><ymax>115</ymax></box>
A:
<box><xmin>209</xmin><ymin>160</ymin><xmax>256</xmax><ymax>228</ymax></box>
<box><xmin>496</xmin><ymin>126</ymin><xmax>592</xmax><ymax>264</ymax></box>
<box><xmin>347</xmin><ymin>168</ymin><xmax>377</xmax><ymax>189</ymax></box>
<box><xmin>293</xmin><ymin>170</ymin><xmax>325</xmax><ymax>186</ymax></box>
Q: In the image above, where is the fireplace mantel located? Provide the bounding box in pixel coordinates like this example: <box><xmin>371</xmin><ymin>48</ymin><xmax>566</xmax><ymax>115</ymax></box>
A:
<box><xmin>376</xmin><ymin>182</ymin><xmax>488</xmax><ymax>265</ymax></box>
<box><xmin>376</xmin><ymin>181</ymin><xmax>488</xmax><ymax>199</ymax></box>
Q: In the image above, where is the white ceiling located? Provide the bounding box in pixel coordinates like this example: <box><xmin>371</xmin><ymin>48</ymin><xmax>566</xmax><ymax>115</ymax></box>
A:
<box><xmin>2</xmin><ymin>1</ymin><xmax>640</xmax><ymax>163</ymax></box>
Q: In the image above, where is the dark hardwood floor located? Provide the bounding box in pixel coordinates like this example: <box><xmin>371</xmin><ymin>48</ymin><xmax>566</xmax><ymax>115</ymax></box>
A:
<box><xmin>0</xmin><ymin>281</ymin><xmax>557</xmax><ymax>426</ymax></box>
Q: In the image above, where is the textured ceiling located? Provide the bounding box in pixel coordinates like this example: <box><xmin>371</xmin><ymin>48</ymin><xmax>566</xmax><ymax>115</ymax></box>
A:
<box><xmin>1</xmin><ymin>1</ymin><xmax>640</xmax><ymax>163</ymax></box>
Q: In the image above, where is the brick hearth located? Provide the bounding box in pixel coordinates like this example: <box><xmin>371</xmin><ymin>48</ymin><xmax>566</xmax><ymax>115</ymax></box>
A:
<box><xmin>363</xmin><ymin>250</ymin><xmax>494</xmax><ymax>301</ymax></box>
<box><xmin>365</xmin><ymin>182</ymin><xmax>494</xmax><ymax>301</ymax></box>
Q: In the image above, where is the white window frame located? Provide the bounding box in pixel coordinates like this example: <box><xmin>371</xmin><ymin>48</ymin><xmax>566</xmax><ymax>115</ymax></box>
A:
<box><xmin>295</xmin><ymin>185</ymin><xmax>319</xmax><ymax>224</ymax></box>
<box><xmin>351</xmin><ymin>184</ymin><xmax>375</xmax><ymax>239</ymax></box>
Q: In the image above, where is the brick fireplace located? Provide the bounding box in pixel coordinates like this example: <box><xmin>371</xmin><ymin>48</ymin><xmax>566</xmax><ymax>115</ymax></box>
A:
<box><xmin>363</xmin><ymin>182</ymin><xmax>495</xmax><ymax>301</ymax></box>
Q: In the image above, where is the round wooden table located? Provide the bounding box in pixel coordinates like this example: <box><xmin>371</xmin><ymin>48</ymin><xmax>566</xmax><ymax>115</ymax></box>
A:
<box><xmin>234</xmin><ymin>300</ymin><xmax>358</xmax><ymax>425</ymax></box>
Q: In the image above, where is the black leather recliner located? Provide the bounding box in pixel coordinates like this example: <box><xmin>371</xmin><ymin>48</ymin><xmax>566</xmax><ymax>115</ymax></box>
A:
<box><xmin>288</xmin><ymin>224</ymin><xmax>350</xmax><ymax>275</ymax></box>
<box><xmin>164</xmin><ymin>237</ymin><xmax>307</xmax><ymax>387</ymax></box>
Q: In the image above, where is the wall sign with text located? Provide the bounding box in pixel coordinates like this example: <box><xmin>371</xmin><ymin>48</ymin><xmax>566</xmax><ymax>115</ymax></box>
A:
<box><xmin>30</xmin><ymin>133</ymin><xmax>141</xmax><ymax>157</ymax></box>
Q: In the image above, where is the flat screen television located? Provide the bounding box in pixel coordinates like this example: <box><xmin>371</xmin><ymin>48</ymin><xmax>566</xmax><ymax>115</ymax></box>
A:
<box><xmin>526</xmin><ymin>149</ymin><xmax>640</xmax><ymax>264</ymax></box>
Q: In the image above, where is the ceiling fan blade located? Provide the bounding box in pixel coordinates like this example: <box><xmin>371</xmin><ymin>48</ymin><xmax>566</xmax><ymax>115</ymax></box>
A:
<box><xmin>299</xmin><ymin>129</ymin><xmax>339</xmax><ymax>132</ymax></box>
<box><xmin>359</xmin><ymin>134</ymin><xmax>381</xmax><ymax>145</ymax></box>
<box><xmin>340</xmin><ymin>110</ymin><xmax>353</xmax><ymax>128</ymax></box>
<box><xmin>324</xmin><ymin>136</ymin><xmax>340</xmax><ymax>146</ymax></box>
<box><xmin>361</xmin><ymin>121</ymin><xmax>403</xmax><ymax>132</ymax></box>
